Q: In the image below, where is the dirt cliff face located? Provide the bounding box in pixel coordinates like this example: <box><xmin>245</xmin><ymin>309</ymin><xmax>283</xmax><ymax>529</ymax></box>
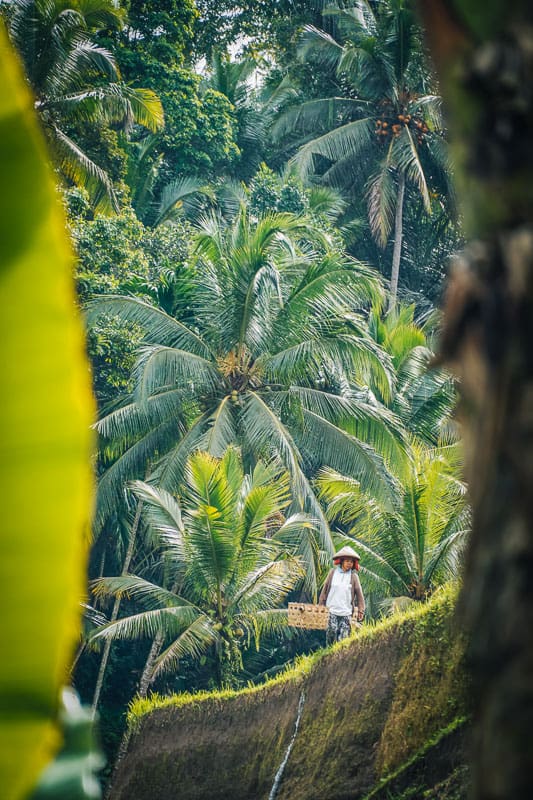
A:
<box><xmin>110</xmin><ymin>589</ymin><xmax>469</xmax><ymax>800</ymax></box>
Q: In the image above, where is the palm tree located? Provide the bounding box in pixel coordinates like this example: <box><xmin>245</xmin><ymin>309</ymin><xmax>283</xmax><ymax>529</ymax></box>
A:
<box><xmin>317</xmin><ymin>441</ymin><xmax>469</xmax><ymax>614</ymax></box>
<box><xmin>366</xmin><ymin>303</ymin><xmax>457</xmax><ymax>445</ymax></box>
<box><xmin>273</xmin><ymin>0</ymin><xmax>453</xmax><ymax>306</ymax></box>
<box><xmin>316</xmin><ymin>304</ymin><xmax>462</xmax><ymax>614</ymax></box>
<box><xmin>202</xmin><ymin>50</ymin><xmax>261</xmax><ymax>178</ymax></box>
<box><xmin>125</xmin><ymin>136</ymin><xmax>253</xmax><ymax>228</ymax></box>
<box><xmin>4</xmin><ymin>0</ymin><xmax>164</xmax><ymax>211</ymax></box>
<box><xmin>202</xmin><ymin>50</ymin><xmax>299</xmax><ymax>183</ymax></box>
<box><xmin>88</xmin><ymin>208</ymin><xmax>408</xmax><ymax>591</ymax></box>
<box><xmin>90</xmin><ymin>448</ymin><xmax>306</xmax><ymax>691</ymax></box>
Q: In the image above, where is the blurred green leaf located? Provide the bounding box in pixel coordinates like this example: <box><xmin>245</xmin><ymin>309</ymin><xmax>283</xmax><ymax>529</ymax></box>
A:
<box><xmin>30</xmin><ymin>690</ymin><xmax>104</xmax><ymax>800</ymax></box>
<box><xmin>0</xmin><ymin>22</ymin><xmax>95</xmax><ymax>800</ymax></box>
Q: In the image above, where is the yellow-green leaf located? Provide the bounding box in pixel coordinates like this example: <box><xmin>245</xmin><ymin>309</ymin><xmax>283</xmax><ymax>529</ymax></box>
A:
<box><xmin>0</xmin><ymin>23</ymin><xmax>95</xmax><ymax>799</ymax></box>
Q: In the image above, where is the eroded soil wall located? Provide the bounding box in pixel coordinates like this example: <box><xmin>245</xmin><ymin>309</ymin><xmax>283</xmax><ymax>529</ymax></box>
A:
<box><xmin>110</xmin><ymin>592</ymin><xmax>468</xmax><ymax>800</ymax></box>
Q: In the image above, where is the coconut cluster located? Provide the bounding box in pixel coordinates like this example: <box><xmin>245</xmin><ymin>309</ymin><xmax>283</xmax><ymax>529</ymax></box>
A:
<box><xmin>375</xmin><ymin>113</ymin><xmax>429</xmax><ymax>144</ymax></box>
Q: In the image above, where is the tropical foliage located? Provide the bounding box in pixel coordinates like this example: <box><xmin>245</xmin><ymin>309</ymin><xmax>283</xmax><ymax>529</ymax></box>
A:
<box><xmin>88</xmin><ymin>207</ymin><xmax>410</xmax><ymax>591</ymax></box>
<box><xmin>2</xmin><ymin>0</ymin><xmax>164</xmax><ymax>211</ymax></box>
<box><xmin>366</xmin><ymin>303</ymin><xmax>456</xmax><ymax>444</ymax></box>
<box><xmin>91</xmin><ymin>449</ymin><xmax>305</xmax><ymax>689</ymax></box>
<box><xmin>273</xmin><ymin>0</ymin><xmax>454</xmax><ymax>304</ymax></box>
<box><xmin>318</xmin><ymin>441</ymin><xmax>469</xmax><ymax>613</ymax></box>
<box><xmin>201</xmin><ymin>50</ymin><xmax>266</xmax><ymax>181</ymax></box>
<box><xmin>1</xmin><ymin>0</ymin><xmax>469</xmax><ymax>788</ymax></box>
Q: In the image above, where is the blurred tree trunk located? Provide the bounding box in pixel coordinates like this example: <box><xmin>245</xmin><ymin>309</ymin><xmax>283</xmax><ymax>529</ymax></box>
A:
<box><xmin>416</xmin><ymin>2</ymin><xmax>533</xmax><ymax>799</ymax></box>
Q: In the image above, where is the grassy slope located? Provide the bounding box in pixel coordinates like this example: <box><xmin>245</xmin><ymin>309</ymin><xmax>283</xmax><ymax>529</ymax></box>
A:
<box><xmin>110</xmin><ymin>585</ymin><xmax>470</xmax><ymax>800</ymax></box>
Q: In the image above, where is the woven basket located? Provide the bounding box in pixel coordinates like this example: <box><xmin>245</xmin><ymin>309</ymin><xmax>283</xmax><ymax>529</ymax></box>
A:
<box><xmin>288</xmin><ymin>603</ymin><xmax>329</xmax><ymax>630</ymax></box>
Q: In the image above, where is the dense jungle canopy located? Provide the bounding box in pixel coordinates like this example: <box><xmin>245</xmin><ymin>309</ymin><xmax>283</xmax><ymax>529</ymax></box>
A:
<box><xmin>3</xmin><ymin>1</ymin><xmax>533</xmax><ymax>799</ymax></box>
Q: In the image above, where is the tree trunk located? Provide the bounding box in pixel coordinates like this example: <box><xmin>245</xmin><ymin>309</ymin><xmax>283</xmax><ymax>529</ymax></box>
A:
<box><xmin>69</xmin><ymin>641</ymin><xmax>86</xmax><ymax>678</ymax></box>
<box><xmin>107</xmin><ymin>572</ymin><xmax>183</xmax><ymax>792</ymax></box>
<box><xmin>138</xmin><ymin>630</ymin><xmax>165</xmax><ymax>698</ymax></box>
<box><xmin>136</xmin><ymin>571</ymin><xmax>183</xmax><ymax>700</ymax></box>
<box><xmin>71</xmin><ymin>546</ymin><xmax>107</xmax><ymax>679</ymax></box>
<box><xmin>389</xmin><ymin>171</ymin><xmax>405</xmax><ymax>309</ymax></box>
<box><xmin>417</xmin><ymin>3</ymin><xmax>533</xmax><ymax>798</ymax></box>
<box><xmin>106</xmin><ymin>629</ymin><xmax>164</xmax><ymax>793</ymax></box>
<box><xmin>91</xmin><ymin>500</ymin><xmax>143</xmax><ymax>715</ymax></box>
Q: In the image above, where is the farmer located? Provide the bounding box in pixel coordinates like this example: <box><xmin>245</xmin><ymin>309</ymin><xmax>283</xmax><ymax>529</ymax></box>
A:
<box><xmin>319</xmin><ymin>546</ymin><xmax>365</xmax><ymax>645</ymax></box>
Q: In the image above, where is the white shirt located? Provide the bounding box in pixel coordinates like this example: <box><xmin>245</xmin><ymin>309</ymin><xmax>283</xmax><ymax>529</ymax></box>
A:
<box><xmin>326</xmin><ymin>568</ymin><xmax>352</xmax><ymax>616</ymax></box>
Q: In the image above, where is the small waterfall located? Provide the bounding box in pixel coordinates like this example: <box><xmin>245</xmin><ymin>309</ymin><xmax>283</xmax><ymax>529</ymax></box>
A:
<box><xmin>268</xmin><ymin>689</ymin><xmax>306</xmax><ymax>800</ymax></box>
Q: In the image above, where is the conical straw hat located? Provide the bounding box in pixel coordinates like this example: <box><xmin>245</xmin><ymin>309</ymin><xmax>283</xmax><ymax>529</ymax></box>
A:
<box><xmin>333</xmin><ymin>545</ymin><xmax>361</xmax><ymax>560</ymax></box>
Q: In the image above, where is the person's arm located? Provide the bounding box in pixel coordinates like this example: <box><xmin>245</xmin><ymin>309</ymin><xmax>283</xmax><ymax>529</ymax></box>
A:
<box><xmin>352</xmin><ymin>572</ymin><xmax>365</xmax><ymax>620</ymax></box>
<box><xmin>318</xmin><ymin>570</ymin><xmax>333</xmax><ymax>605</ymax></box>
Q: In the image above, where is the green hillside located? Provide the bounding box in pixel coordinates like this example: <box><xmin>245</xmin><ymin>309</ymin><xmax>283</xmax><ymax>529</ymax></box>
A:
<box><xmin>109</xmin><ymin>587</ymin><xmax>469</xmax><ymax>800</ymax></box>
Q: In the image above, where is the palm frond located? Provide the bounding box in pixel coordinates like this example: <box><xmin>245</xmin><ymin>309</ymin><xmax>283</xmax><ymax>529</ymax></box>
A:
<box><xmin>240</xmin><ymin>483</ymin><xmax>290</xmax><ymax>549</ymax></box>
<box><xmin>300</xmin><ymin>409</ymin><xmax>399</xmax><ymax>511</ymax></box>
<box><xmin>94</xmin><ymin>417</ymin><xmax>180</xmax><ymax>533</ymax></box>
<box><xmin>153</xmin><ymin>177</ymin><xmax>213</xmax><ymax>227</ymax></box>
<box><xmin>85</xmin><ymin>296</ymin><xmax>213</xmax><ymax>357</ymax></box>
<box><xmin>127</xmin><ymin>134</ymin><xmax>162</xmax><ymax>220</ymax></box>
<box><xmin>272</xmin><ymin>98</ymin><xmax>361</xmax><ymax>142</ymax></box>
<box><xmin>318</xmin><ymin>469</ymin><xmax>383</xmax><ymax>532</ymax></box>
<box><xmin>395</xmin><ymin>126</ymin><xmax>430</xmax><ymax>211</ymax></box>
<box><xmin>130</xmin><ymin>481</ymin><xmax>186</xmax><ymax>555</ymax></box>
<box><xmin>409</xmin><ymin>94</ymin><xmax>443</xmax><ymax>130</ymax></box>
<box><xmin>52</xmin><ymin>125</ymin><xmax>118</xmax><ymax>212</ymax></box>
<box><xmin>366</xmin><ymin>164</ymin><xmax>397</xmax><ymax>247</ymax></box>
<box><xmin>298</xmin><ymin>24</ymin><xmax>343</xmax><ymax>70</ymax></box>
<box><xmin>273</xmin><ymin>520</ymin><xmax>321</xmax><ymax>598</ymax></box>
<box><xmin>291</xmin><ymin>118</ymin><xmax>374</xmax><ymax>179</ymax></box>
<box><xmin>241</xmin><ymin>392</ymin><xmax>333</xmax><ymax>575</ymax></box>
<box><xmin>47</xmin><ymin>39</ymin><xmax>118</xmax><ymax>96</ymax></box>
<box><xmin>278</xmin><ymin>251</ymin><xmax>383</xmax><ymax>322</ymax></box>
<box><xmin>118</xmin><ymin>84</ymin><xmax>164</xmax><ymax>131</ymax></box>
<box><xmin>181</xmin><ymin>470</ymin><xmax>238</xmax><ymax>589</ymax></box>
<box><xmin>204</xmin><ymin>397</ymin><xmax>237</xmax><ymax>458</ymax></box>
<box><xmin>90</xmin><ymin>575</ymin><xmax>186</xmax><ymax>610</ymax></box>
<box><xmin>346</xmin><ymin>537</ymin><xmax>411</xmax><ymax>596</ymax></box>
<box><xmin>424</xmin><ymin>521</ymin><xmax>470</xmax><ymax>587</ymax></box>
<box><xmin>289</xmin><ymin>385</ymin><xmax>408</xmax><ymax>472</ymax></box>
<box><xmin>233</xmin><ymin>559</ymin><xmax>302</xmax><ymax>612</ymax></box>
<box><xmin>241</xmin><ymin>391</ymin><xmax>303</xmax><ymax>493</ymax></box>
<box><xmin>153</xmin><ymin>615</ymin><xmax>217</xmax><ymax>677</ymax></box>
<box><xmin>404</xmin><ymin>373</ymin><xmax>456</xmax><ymax>444</ymax></box>
<box><xmin>263</xmin><ymin>334</ymin><xmax>393</xmax><ymax>402</ymax></box>
<box><xmin>307</xmin><ymin>185</ymin><xmax>348</xmax><ymax>220</ymax></box>
<box><xmin>81</xmin><ymin>601</ymin><xmax>108</xmax><ymax>630</ymax></box>
<box><xmin>133</xmin><ymin>345</ymin><xmax>219</xmax><ymax>404</ymax></box>
<box><xmin>76</xmin><ymin>0</ymin><xmax>125</xmax><ymax>31</ymax></box>
<box><xmin>72</xmin><ymin>83</ymin><xmax>164</xmax><ymax>131</ymax></box>
<box><xmin>248</xmin><ymin>608</ymin><xmax>290</xmax><ymax>638</ymax></box>
<box><xmin>94</xmin><ymin>389</ymin><xmax>183</xmax><ymax>443</ymax></box>
<box><xmin>152</xmin><ymin>410</ymin><xmax>217</xmax><ymax>491</ymax></box>
<box><xmin>89</xmin><ymin>605</ymin><xmax>200</xmax><ymax>643</ymax></box>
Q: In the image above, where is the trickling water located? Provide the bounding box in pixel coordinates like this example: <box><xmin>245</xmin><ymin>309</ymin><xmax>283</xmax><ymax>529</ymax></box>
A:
<box><xmin>268</xmin><ymin>689</ymin><xmax>306</xmax><ymax>800</ymax></box>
